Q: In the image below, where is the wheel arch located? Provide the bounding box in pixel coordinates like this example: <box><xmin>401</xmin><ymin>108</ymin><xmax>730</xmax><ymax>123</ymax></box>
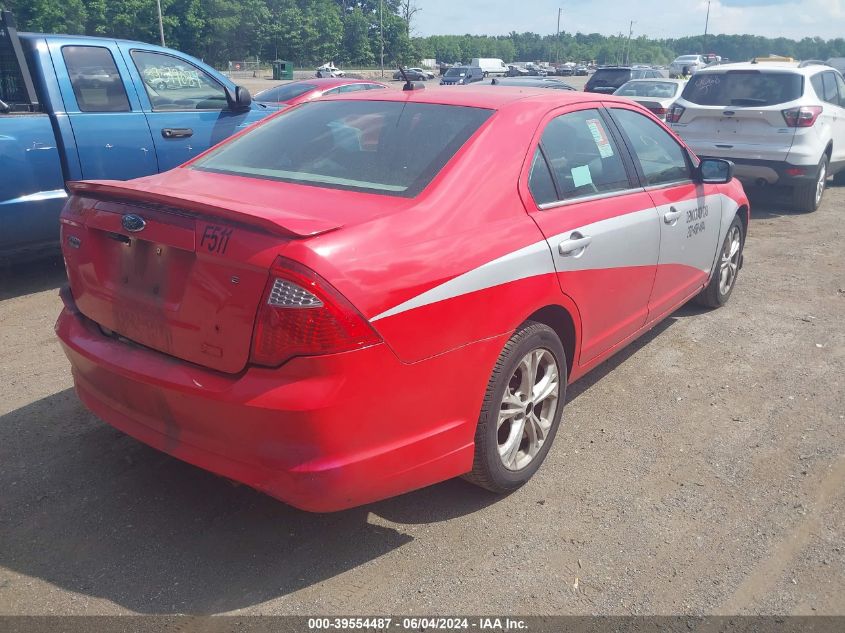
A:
<box><xmin>524</xmin><ymin>304</ymin><xmax>578</xmax><ymax>378</ymax></box>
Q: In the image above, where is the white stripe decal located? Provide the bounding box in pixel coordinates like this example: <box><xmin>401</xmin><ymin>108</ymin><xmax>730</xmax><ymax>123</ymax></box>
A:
<box><xmin>371</xmin><ymin>240</ymin><xmax>554</xmax><ymax>321</ymax></box>
<box><xmin>371</xmin><ymin>193</ymin><xmax>740</xmax><ymax>322</ymax></box>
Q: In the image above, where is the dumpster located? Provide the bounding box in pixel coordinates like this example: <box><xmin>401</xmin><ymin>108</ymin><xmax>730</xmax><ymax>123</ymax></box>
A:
<box><xmin>272</xmin><ymin>60</ymin><xmax>294</xmax><ymax>80</ymax></box>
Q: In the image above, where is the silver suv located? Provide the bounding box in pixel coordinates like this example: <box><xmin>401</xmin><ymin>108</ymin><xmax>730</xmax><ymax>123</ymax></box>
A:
<box><xmin>668</xmin><ymin>62</ymin><xmax>845</xmax><ymax>211</ymax></box>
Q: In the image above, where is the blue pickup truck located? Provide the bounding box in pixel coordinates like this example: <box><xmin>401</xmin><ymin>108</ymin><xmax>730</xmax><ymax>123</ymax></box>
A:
<box><xmin>0</xmin><ymin>11</ymin><xmax>275</xmax><ymax>260</ymax></box>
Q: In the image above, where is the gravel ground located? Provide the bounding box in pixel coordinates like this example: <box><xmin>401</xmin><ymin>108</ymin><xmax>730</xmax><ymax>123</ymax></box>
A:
<box><xmin>0</xmin><ymin>179</ymin><xmax>843</xmax><ymax>615</ymax></box>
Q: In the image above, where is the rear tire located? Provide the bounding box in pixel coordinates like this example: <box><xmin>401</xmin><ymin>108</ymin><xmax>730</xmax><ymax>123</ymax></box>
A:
<box><xmin>695</xmin><ymin>215</ymin><xmax>744</xmax><ymax>309</ymax></box>
<box><xmin>792</xmin><ymin>154</ymin><xmax>828</xmax><ymax>212</ymax></box>
<box><xmin>465</xmin><ymin>321</ymin><xmax>566</xmax><ymax>493</ymax></box>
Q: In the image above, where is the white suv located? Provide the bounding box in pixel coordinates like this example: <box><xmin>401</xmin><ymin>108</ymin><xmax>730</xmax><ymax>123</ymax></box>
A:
<box><xmin>668</xmin><ymin>62</ymin><xmax>845</xmax><ymax>211</ymax></box>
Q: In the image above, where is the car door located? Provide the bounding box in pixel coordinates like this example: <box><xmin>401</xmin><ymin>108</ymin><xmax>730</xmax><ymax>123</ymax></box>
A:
<box><xmin>606</xmin><ymin>104</ymin><xmax>722</xmax><ymax>320</ymax></box>
<box><xmin>122</xmin><ymin>47</ymin><xmax>255</xmax><ymax>171</ymax></box>
<box><xmin>822</xmin><ymin>71</ymin><xmax>845</xmax><ymax>165</ymax></box>
<box><xmin>522</xmin><ymin>105</ymin><xmax>661</xmax><ymax>364</ymax></box>
<box><xmin>49</xmin><ymin>42</ymin><xmax>158</xmax><ymax>180</ymax></box>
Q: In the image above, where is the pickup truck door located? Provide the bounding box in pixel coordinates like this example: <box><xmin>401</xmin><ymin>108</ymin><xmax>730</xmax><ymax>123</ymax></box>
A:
<box><xmin>120</xmin><ymin>47</ymin><xmax>265</xmax><ymax>171</ymax></box>
<box><xmin>47</xmin><ymin>41</ymin><xmax>158</xmax><ymax>180</ymax></box>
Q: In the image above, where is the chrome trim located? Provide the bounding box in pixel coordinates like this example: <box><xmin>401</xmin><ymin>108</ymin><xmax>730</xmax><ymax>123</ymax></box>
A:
<box><xmin>643</xmin><ymin>178</ymin><xmax>695</xmax><ymax>192</ymax></box>
<box><xmin>537</xmin><ymin>187</ymin><xmax>645</xmax><ymax>210</ymax></box>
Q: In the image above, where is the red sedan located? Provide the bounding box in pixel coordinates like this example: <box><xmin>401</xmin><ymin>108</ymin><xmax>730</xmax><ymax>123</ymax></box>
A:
<box><xmin>56</xmin><ymin>87</ymin><xmax>749</xmax><ymax>512</ymax></box>
<box><xmin>253</xmin><ymin>78</ymin><xmax>387</xmax><ymax>107</ymax></box>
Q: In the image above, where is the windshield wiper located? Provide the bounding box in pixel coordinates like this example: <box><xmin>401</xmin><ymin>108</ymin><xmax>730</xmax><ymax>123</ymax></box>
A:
<box><xmin>730</xmin><ymin>98</ymin><xmax>767</xmax><ymax>106</ymax></box>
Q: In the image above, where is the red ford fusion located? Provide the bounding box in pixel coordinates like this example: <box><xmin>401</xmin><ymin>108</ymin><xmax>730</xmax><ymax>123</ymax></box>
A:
<box><xmin>56</xmin><ymin>87</ymin><xmax>749</xmax><ymax>512</ymax></box>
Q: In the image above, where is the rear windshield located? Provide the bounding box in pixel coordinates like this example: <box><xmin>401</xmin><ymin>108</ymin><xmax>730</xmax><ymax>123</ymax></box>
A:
<box><xmin>616</xmin><ymin>81</ymin><xmax>679</xmax><ymax>98</ymax></box>
<box><xmin>255</xmin><ymin>82</ymin><xmax>315</xmax><ymax>103</ymax></box>
<box><xmin>589</xmin><ymin>69</ymin><xmax>631</xmax><ymax>87</ymax></box>
<box><xmin>192</xmin><ymin>100</ymin><xmax>492</xmax><ymax>197</ymax></box>
<box><xmin>682</xmin><ymin>70</ymin><xmax>803</xmax><ymax>106</ymax></box>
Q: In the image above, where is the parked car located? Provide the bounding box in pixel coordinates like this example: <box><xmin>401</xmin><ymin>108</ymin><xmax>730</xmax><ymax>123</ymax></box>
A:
<box><xmin>555</xmin><ymin>64</ymin><xmax>575</xmax><ymax>76</ymax></box>
<box><xmin>57</xmin><ymin>87</ymin><xmax>749</xmax><ymax>512</ymax></box>
<box><xmin>584</xmin><ymin>66</ymin><xmax>664</xmax><ymax>94</ymax></box>
<box><xmin>490</xmin><ymin>77</ymin><xmax>576</xmax><ymax>90</ymax></box>
<box><xmin>255</xmin><ymin>78</ymin><xmax>386</xmax><ymax>107</ymax></box>
<box><xmin>613</xmin><ymin>78</ymin><xmax>686</xmax><ymax>119</ymax></box>
<box><xmin>392</xmin><ymin>67</ymin><xmax>435</xmax><ymax>81</ymax></box>
<box><xmin>0</xmin><ymin>10</ymin><xmax>272</xmax><ymax>260</ymax></box>
<box><xmin>668</xmin><ymin>61</ymin><xmax>845</xmax><ymax>211</ymax></box>
<box><xmin>315</xmin><ymin>63</ymin><xmax>345</xmax><ymax>77</ymax></box>
<box><xmin>669</xmin><ymin>55</ymin><xmax>707</xmax><ymax>77</ymax></box>
<box><xmin>440</xmin><ymin>66</ymin><xmax>485</xmax><ymax>85</ymax></box>
<box><xmin>471</xmin><ymin>58</ymin><xmax>509</xmax><ymax>77</ymax></box>
<box><xmin>574</xmin><ymin>65</ymin><xmax>589</xmax><ymax>76</ymax></box>
<box><xmin>507</xmin><ymin>64</ymin><xmax>531</xmax><ymax>77</ymax></box>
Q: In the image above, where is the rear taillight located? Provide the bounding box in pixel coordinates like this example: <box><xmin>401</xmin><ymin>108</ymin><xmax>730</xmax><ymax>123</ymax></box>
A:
<box><xmin>782</xmin><ymin>106</ymin><xmax>822</xmax><ymax>128</ymax></box>
<box><xmin>650</xmin><ymin>106</ymin><xmax>667</xmax><ymax>118</ymax></box>
<box><xmin>249</xmin><ymin>257</ymin><xmax>382</xmax><ymax>367</ymax></box>
<box><xmin>665</xmin><ymin>104</ymin><xmax>685</xmax><ymax>123</ymax></box>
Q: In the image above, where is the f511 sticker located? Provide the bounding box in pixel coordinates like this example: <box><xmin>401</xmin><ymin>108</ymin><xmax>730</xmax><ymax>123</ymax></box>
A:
<box><xmin>200</xmin><ymin>225</ymin><xmax>233</xmax><ymax>255</ymax></box>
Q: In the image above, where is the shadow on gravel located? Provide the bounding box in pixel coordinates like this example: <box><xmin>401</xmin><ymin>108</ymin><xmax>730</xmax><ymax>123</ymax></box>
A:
<box><xmin>0</xmin><ymin>255</ymin><xmax>66</xmax><ymax>301</ymax></box>
<box><xmin>0</xmin><ymin>388</ymin><xmax>497</xmax><ymax>614</ymax></box>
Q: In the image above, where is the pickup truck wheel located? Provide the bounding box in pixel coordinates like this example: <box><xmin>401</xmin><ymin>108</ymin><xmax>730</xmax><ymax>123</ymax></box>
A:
<box><xmin>695</xmin><ymin>215</ymin><xmax>744</xmax><ymax>308</ymax></box>
<box><xmin>465</xmin><ymin>322</ymin><xmax>566</xmax><ymax>493</ymax></box>
<box><xmin>792</xmin><ymin>155</ymin><xmax>828</xmax><ymax>212</ymax></box>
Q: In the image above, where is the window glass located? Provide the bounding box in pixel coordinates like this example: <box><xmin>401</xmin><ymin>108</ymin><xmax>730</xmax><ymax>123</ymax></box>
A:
<box><xmin>538</xmin><ymin>108</ymin><xmax>630</xmax><ymax>200</ymax></box>
<box><xmin>528</xmin><ymin>148</ymin><xmax>557</xmax><ymax>205</ymax></box>
<box><xmin>810</xmin><ymin>73</ymin><xmax>825</xmax><ymax>99</ymax></box>
<box><xmin>254</xmin><ymin>82</ymin><xmax>315</xmax><ymax>103</ymax></box>
<box><xmin>835</xmin><ymin>73</ymin><xmax>845</xmax><ymax>107</ymax></box>
<box><xmin>616</xmin><ymin>81</ymin><xmax>679</xmax><ymax>98</ymax></box>
<box><xmin>131</xmin><ymin>50</ymin><xmax>226</xmax><ymax>111</ymax></box>
<box><xmin>822</xmin><ymin>72</ymin><xmax>839</xmax><ymax>105</ymax></box>
<box><xmin>62</xmin><ymin>46</ymin><xmax>129</xmax><ymax>112</ymax></box>
<box><xmin>339</xmin><ymin>84</ymin><xmax>369</xmax><ymax>93</ymax></box>
<box><xmin>682</xmin><ymin>70</ymin><xmax>803</xmax><ymax>106</ymax></box>
<box><xmin>1</xmin><ymin>21</ymin><xmax>30</xmax><ymax>106</ymax></box>
<box><xmin>192</xmin><ymin>101</ymin><xmax>492</xmax><ymax>197</ymax></box>
<box><xmin>610</xmin><ymin>108</ymin><xmax>691</xmax><ymax>186</ymax></box>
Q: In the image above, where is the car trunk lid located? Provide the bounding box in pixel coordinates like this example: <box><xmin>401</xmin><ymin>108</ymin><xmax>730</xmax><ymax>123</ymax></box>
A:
<box><xmin>60</xmin><ymin>172</ymin><xmax>363</xmax><ymax>374</ymax></box>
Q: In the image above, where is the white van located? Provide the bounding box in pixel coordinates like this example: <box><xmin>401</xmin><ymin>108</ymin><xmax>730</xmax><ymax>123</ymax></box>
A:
<box><xmin>471</xmin><ymin>58</ymin><xmax>508</xmax><ymax>77</ymax></box>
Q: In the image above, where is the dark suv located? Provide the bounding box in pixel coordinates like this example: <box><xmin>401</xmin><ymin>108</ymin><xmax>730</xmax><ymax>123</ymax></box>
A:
<box><xmin>585</xmin><ymin>66</ymin><xmax>664</xmax><ymax>94</ymax></box>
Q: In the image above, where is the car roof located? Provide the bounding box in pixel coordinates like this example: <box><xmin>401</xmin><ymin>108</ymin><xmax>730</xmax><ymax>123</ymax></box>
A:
<box><xmin>695</xmin><ymin>61</ymin><xmax>823</xmax><ymax>75</ymax></box>
<box><xmin>317</xmin><ymin>85</ymin><xmax>634</xmax><ymax>111</ymax></box>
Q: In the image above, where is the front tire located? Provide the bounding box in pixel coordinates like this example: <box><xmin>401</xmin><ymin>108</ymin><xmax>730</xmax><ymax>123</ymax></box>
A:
<box><xmin>792</xmin><ymin>154</ymin><xmax>828</xmax><ymax>212</ymax></box>
<box><xmin>465</xmin><ymin>322</ymin><xmax>566</xmax><ymax>493</ymax></box>
<box><xmin>695</xmin><ymin>215</ymin><xmax>744</xmax><ymax>308</ymax></box>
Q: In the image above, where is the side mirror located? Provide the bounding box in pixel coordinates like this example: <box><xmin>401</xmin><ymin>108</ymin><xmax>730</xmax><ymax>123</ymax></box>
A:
<box><xmin>225</xmin><ymin>85</ymin><xmax>252</xmax><ymax>112</ymax></box>
<box><xmin>697</xmin><ymin>158</ymin><xmax>734</xmax><ymax>184</ymax></box>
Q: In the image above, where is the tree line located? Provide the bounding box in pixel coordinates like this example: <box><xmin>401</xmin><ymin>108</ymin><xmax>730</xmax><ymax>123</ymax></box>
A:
<box><xmin>4</xmin><ymin>0</ymin><xmax>844</xmax><ymax>68</ymax></box>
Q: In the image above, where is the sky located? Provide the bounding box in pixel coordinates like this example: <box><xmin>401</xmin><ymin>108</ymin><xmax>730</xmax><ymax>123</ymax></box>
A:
<box><xmin>413</xmin><ymin>0</ymin><xmax>845</xmax><ymax>41</ymax></box>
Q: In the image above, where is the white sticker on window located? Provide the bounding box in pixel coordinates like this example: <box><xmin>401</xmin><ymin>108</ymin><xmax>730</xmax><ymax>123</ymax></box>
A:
<box><xmin>586</xmin><ymin>119</ymin><xmax>614</xmax><ymax>158</ymax></box>
<box><xmin>571</xmin><ymin>164</ymin><xmax>593</xmax><ymax>188</ymax></box>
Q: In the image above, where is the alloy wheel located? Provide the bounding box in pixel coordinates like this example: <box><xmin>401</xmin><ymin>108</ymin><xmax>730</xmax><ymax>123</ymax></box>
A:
<box><xmin>718</xmin><ymin>225</ymin><xmax>742</xmax><ymax>296</ymax></box>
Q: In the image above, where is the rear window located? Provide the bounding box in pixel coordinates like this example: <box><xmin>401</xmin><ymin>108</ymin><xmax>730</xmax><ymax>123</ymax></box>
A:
<box><xmin>192</xmin><ymin>101</ymin><xmax>492</xmax><ymax>197</ymax></box>
<box><xmin>255</xmin><ymin>82</ymin><xmax>316</xmax><ymax>103</ymax></box>
<box><xmin>589</xmin><ymin>69</ymin><xmax>631</xmax><ymax>87</ymax></box>
<box><xmin>616</xmin><ymin>81</ymin><xmax>679</xmax><ymax>98</ymax></box>
<box><xmin>682</xmin><ymin>70</ymin><xmax>803</xmax><ymax>106</ymax></box>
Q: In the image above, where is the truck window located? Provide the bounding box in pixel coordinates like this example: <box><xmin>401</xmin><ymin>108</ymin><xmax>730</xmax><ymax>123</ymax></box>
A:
<box><xmin>62</xmin><ymin>46</ymin><xmax>130</xmax><ymax>113</ymax></box>
<box><xmin>130</xmin><ymin>50</ymin><xmax>226</xmax><ymax>111</ymax></box>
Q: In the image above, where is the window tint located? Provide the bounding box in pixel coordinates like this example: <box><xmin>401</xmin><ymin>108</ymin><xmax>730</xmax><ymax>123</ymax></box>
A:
<box><xmin>682</xmin><ymin>70</ymin><xmax>803</xmax><ymax>106</ymax></box>
<box><xmin>62</xmin><ymin>46</ymin><xmax>129</xmax><ymax>112</ymax></box>
<box><xmin>610</xmin><ymin>108</ymin><xmax>691</xmax><ymax>186</ymax></box>
<box><xmin>835</xmin><ymin>74</ymin><xmax>845</xmax><ymax>107</ymax></box>
<box><xmin>255</xmin><ymin>82</ymin><xmax>315</xmax><ymax>103</ymax></box>
<box><xmin>528</xmin><ymin>148</ymin><xmax>557</xmax><ymax>205</ymax></box>
<box><xmin>810</xmin><ymin>73</ymin><xmax>825</xmax><ymax>99</ymax></box>
<box><xmin>193</xmin><ymin>101</ymin><xmax>492</xmax><ymax>197</ymax></box>
<box><xmin>822</xmin><ymin>72</ymin><xmax>839</xmax><ymax>105</ymax></box>
<box><xmin>1</xmin><ymin>22</ymin><xmax>31</xmax><ymax>107</ymax></box>
<box><xmin>131</xmin><ymin>50</ymin><xmax>226</xmax><ymax>111</ymax></box>
<box><xmin>538</xmin><ymin>109</ymin><xmax>630</xmax><ymax>200</ymax></box>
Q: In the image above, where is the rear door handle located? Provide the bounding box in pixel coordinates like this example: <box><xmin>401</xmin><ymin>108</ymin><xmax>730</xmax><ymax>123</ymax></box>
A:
<box><xmin>663</xmin><ymin>207</ymin><xmax>682</xmax><ymax>225</ymax></box>
<box><xmin>558</xmin><ymin>232</ymin><xmax>592</xmax><ymax>257</ymax></box>
<box><xmin>161</xmin><ymin>128</ymin><xmax>193</xmax><ymax>139</ymax></box>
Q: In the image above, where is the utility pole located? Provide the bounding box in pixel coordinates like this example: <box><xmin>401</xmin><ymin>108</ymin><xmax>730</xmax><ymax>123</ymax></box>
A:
<box><xmin>703</xmin><ymin>0</ymin><xmax>711</xmax><ymax>51</ymax></box>
<box><xmin>625</xmin><ymin>20</ymin><xmax>634</xmax><ymax>65</ymax></box>
<box><xmin>556</xmin><ymin>8</ymin><xmax>562</xmax><ymax>63</ymax></box>
<box><xmin>379</xmin><ymin>0</ymin><xmax>384</xmax><ymax>77</ymax></box>
<box><xmin>156</xmin><ymin>0</ymin><xmax>165</xmax><ymax>47</ymax></box>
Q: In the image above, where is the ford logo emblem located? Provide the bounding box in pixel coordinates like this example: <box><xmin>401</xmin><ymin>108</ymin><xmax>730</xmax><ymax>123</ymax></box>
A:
<box><xmin>122</xmin><ymin>214</ymin><xmax>146</xmax><ymax>232</ymax></box>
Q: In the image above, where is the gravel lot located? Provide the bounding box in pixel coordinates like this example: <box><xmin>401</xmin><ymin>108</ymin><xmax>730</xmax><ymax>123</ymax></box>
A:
<box><xmin>1</xmin><ymin>159</ymin><xmax>843</xmax><ymax>614</ymax></box>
